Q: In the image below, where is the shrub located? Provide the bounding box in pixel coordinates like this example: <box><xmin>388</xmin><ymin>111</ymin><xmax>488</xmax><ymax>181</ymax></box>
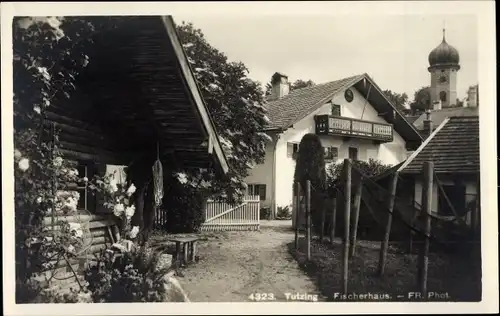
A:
<box><xmin>16</xmin><ymin>278</ymin><xmax>91</xmax><ymax>303</ymax></box>
<box><xmin>326</xmin><ymin>158</ymin><xmax>393</xmax><ymax>195</ymax></box>
<box><xmin>160</xmin><ymin>173</ymin><xmax>207</xmax><ymax>233</ymax></box>
<box><xmin>260</xmin><ymin>207</ymin><xmax>271</xmax><ymax>220</ymax></box>
<box><xmin>293</xmin><ymin>134</ymin><xmax>327</xmax><ymax>234</ymax></box>
<box><xmin>84</xmin><ymin>245</ymin><xmax>170</xmax><ymax>303</ymax></box>
<box><xmin>326</xmin><ymin>158</ymin><xmax>393</xmax><ymax>239</ymax></box>
<box><xmin>276</xmin><ymin>206</ymin><xmax>292</xmax><ymax>220</ymax></box>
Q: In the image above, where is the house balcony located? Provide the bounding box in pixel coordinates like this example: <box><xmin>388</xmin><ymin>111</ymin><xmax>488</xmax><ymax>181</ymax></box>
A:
<box><xmin>314</xmin><ymin>115</ymin><xmax>394</xmax><ymax>143</ymax></box>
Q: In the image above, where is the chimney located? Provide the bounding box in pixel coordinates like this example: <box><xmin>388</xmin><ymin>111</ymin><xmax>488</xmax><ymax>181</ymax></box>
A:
<box><xmin>270</xmin><ymin>72</ymin><xmax>289</xmax><ymax>100</ymax></box>
<box><xmin>422</xmin><ymin>109</ymin><xmax>433</xmax><ymax>137</ymax></box>
<box><xmin>466</xmin><ymin>85</ymin><xmax>479</xmax><ymax>108</ymax></box>
<box><xmin>432</xmin><ymin>100</ymin><xmax>442</xmax><ymax>111</ymax></box>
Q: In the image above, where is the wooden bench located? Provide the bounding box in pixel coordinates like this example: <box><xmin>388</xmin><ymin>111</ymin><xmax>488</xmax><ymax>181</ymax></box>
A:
<box><xmin>166</xmin><ymin>236</ymin><xmax>200</xmax><ymax>266</ymax></box>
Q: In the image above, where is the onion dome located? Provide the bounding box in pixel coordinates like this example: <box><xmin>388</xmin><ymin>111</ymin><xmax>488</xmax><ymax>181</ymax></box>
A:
<box><xmin>428</xmin><ymin>29</ymin><xmax>460</xmax><ymax>69</ymax></box>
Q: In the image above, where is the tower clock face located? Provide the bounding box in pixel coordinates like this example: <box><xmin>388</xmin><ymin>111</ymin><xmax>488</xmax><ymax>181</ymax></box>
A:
<box><xmin>439</xmin><ymin>73</ymin><xmax>449</xmax><ymax>84</ymax></box>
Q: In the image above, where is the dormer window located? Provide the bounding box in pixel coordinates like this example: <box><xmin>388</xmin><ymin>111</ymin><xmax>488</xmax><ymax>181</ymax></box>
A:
<box><xmin>331</xmin><ymin>103</ymin><xmax>341</xmax><ymax>116</ymax></box>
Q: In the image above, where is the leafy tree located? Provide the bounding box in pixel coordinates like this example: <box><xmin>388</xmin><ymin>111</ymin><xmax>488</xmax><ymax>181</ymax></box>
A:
<box><xmin>174</xmin><ymin>22</ymin><xmax>270</xmax><ymax>203</ymax></box>
<box><xmin>409</xmin><ymin>86</ymin><xmax>431</xmax><ymax>115</ymax></box>
<box><xmin>291</xmin><ymin>79</ymin><xmax>316</xmax><ymax>91</ymax></box>
<box><xmin>383</xmin><ymin>89</ymin><xmax>408</xmax><ymax>113</ymax></box>
<box><xmin>265</xmin><ymin>78</ymin><xmax>316</xmax><ymax>96</ymax></box>
<box><xmin>293</xmin><ymin>133</ymin><xmax>327</xmax><ymax>234</ymax></box>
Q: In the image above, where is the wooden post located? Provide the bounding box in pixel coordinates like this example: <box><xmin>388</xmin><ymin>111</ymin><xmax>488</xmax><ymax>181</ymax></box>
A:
<box><xmin>190</xmin><ymin>241</ymin><xmax>197</xmax><ymax>262</ymax></box>
<box><xmin>342</xmin><ymin>159</ymin><xmax>352</xmax><ymax>294</ymax></box>
<box><xmin>378</xmin><ymin>172</ymin><xmax>399</xmax><ymax>276</ymax></box>
<box><xmin>320</xmin><ymin>204</ymin><xmax>326</xmax><ymax>242</ymax></box>
<box><xmin>408</xmin><ymin>210</ymin><xmax>417</xmax><ymax>254</ymax></box>
<box><xmin>306</xmin><ymin>180</ymin><xmax>312</xmax><ymax>261</ymax></box>
<box><xmin>183</xmin><ymin>242</ymin><xmax>189</xmax><ymax>265</ymax></box>
<box><xmin>349</xmin><ymin>176</ymin><xmax>363</xmax><ymax>258</ymax></box>
<box><xmin>418</xmin><ymin>161</ymin><xmax>433</xmax><ymax>297</ymax></box>
<box><xmin>294</xmin><ymin>182</ymin><xmax>301</xmax><ymax>251</ymax></box>
<box><xmin>175</xmin><ymin>241</ymin><xmax>182</xmax><ymax>264</ymax></box>
<box><xmin>330</xmin><ymin>197</ymin><xmax>337</xmax><ymax>245</ymax></box>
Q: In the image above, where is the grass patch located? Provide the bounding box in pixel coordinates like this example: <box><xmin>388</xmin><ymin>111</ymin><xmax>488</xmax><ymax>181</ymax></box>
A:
<box><xmin>288</xmin><ymin>237</ymin><xmax>481</xmax><ymax>302</ymax></box>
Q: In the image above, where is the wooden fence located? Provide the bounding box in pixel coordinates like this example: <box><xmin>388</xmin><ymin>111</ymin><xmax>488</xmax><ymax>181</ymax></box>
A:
<box><xmin>200</xmin><ymin>195</ymin><xmax>260</xmax><ymax>231</ymax></box>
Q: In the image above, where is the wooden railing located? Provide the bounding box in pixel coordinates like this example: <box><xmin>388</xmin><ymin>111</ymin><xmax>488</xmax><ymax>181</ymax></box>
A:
<box><xmin>315</xmin><ymin>115</ymin><xmax>393</xmax><ymax>142</ymax></box>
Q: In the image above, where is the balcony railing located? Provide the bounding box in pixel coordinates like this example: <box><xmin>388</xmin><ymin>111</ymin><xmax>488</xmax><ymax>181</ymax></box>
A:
<box><xmin>315</xmin><ymin>115</ymin><xmax>393</xmax><ymax>142</ymax></box>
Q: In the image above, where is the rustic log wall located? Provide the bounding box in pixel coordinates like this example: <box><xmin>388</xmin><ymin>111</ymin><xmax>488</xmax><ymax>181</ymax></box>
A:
<box><xmin>39</xmin><ymin>212</ymin><xmax>119</xmax><ymax>293</ymax></box>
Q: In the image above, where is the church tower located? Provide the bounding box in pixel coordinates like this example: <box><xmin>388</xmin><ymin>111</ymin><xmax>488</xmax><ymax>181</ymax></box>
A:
<box><xmin>428</xmin><ymin>28</ymin><xmax>460</xmax><ymax>108</ymax></box>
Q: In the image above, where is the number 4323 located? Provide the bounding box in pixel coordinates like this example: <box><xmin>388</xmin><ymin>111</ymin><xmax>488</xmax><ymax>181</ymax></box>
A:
<box><xmin>248</xmin><ymin>293</ymin><xmax>276</xmax><ymax>301</ymax></box>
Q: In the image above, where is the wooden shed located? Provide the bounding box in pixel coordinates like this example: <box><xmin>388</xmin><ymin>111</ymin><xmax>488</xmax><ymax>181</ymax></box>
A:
<box><xmin>36</xmin><ymin>16</ymin><xmax>229</xmax><ymax>290</ymax></box>
<box><xmin>44</xmin><ymin>16</ymin><xmax>228</xmax><ymax>173</ymax></box>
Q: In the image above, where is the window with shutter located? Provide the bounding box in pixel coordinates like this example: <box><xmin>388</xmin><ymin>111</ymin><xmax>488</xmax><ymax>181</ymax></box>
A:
<box><xmin>293</xmin><ymin>144</ymin><xmax>299</xmax><ymax>160</ymax></box>
<box><xmin>247</xmin><ymin>184</ymin><xmax>266</xmax><ymax>201</ymax></box>
<box><xmin>75</xmin><ymin>162</ymin><xmax>97</xmax><ymax>212</ymax></box>
<box><xmin>258</xmin><ymin>184</ymin><xmax>267</xmax><ymax>201</ymax></box>
<box><xmin>348</xmin><ymin>147</ymin><xmax>359</xmax><ymax>161</ymax></box>
<box><xmin>331</xmin><ymin>103</ymin><xmax>341</xmax><ymax>116</ymax></box>
<box><xmin>324</xmin><ymin>147</ymin><xmax>338</xmax><ymax>161</ymax></box>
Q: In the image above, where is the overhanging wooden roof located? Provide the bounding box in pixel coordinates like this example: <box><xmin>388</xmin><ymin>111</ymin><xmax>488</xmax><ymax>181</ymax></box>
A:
<box><xmin>50</xmin><ymin>16</ymin><xmax>228</xmax><ymax>174</ymax></box>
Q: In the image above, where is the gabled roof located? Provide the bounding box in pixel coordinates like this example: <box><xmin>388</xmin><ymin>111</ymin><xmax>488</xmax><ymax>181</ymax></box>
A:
<box><xmin>412</xmin><ymin>106</ymin><xmax>478</xmax><ymax>130</ymax></box>
<box><xmin>400</xmin><ymin>116</ymin><xmax>479</xmax><ymax>174</ymax></box>
<box><xmin>264</xmin><ymin>73</ymin><xmax>422</xmax><ymax>143</ymax></box>
<box><xmin>52</xmin><ymin>16</ymin><xmax>229</xmax><ymax>174</ymax></box>
<box><xmin>265</xmin><ymin>74</ymin><xmax>362</xmax><ymax>130</ymax></box>
<box><xmin>162</xmin><ymin>16</ymin><xmax>229</xmax><ymax>174</ymax></box>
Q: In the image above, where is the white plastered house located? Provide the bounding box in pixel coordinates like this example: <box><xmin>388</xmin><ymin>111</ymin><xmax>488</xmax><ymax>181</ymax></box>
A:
<box><xmin>245</xmin><ymin>72</ymin><xmax>423</xmax><ymax>217</ymax></box>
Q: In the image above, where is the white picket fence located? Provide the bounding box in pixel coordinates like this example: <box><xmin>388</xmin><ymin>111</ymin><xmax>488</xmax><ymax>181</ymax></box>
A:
<box><xmin>201</xmin><ymin>195</ymin><xmax>260</xmax><ymax>231</ymax></box>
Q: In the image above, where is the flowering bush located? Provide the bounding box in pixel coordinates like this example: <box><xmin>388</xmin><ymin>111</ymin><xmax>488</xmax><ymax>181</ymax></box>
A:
<box><xmin>90</xmin><ymin>175</ymin><xmax>138</xmax><ymax>240</ymax></box>
<box><xmin>84</xmin><ymin>246</ymin><xmax>170</xmax><ymax>302</ymax></box>
<box><xmin>14</xmin><ymin>131</ymin><xmax>92</xmax><ymax>302</ymax></box>
<box><xmin>13</xmin><ymin>16</ymin><xmax>176</xmax><ymax>304</ymax></box>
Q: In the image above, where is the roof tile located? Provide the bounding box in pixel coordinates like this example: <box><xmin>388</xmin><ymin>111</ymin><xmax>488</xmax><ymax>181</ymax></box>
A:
<box><xmin>402</xmin><ymin>116</ymin><xmax>479</xmax><ymax>174</ymax></box>
<box><xmin>264</xmin><ymin>74</ymin><xmax>363</xmax><ymax>129</ymax></box>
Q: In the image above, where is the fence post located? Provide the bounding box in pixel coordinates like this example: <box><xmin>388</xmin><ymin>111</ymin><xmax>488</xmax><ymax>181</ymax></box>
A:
<box><xmin>349</xmin><ymin>173</ymin><xmax>363</xmax><ymax>259</ymax></box>
<box><xmin>306</xmin><ymin>180</ymin><xmax>312</xmax><ymax>261</ymax></box>
<box><xmin>378</xmin><ymin>172</ymin><xmax>399</xmax><ymax>276</ymax></box>
<box><xmin>408</xmin><ymin>208</ymin><xmax>417</xmax><ymax>254</ymax></box>
<box><xmin>342</xmin><ymin>159</ymin><xmax>352</xmax><ymax>294</ymax></box>
<box><xmin>294</xmin><ymin>182</ymin><xmax>301</xmax><ymax>251</ymax></box>
<box><xmin>418</xmin><ymin>161</ymin><xmax>433</xmax><ymax>297</ymax></box>
<box><xmin>320</xmin><ymin>203</ymin><xmax>326</xmax><ymax>242</ymax></box>
<box><xmin>330</xmin><ymin>197</ymin><xmax>337</xmax><ymax>245</ymax></box>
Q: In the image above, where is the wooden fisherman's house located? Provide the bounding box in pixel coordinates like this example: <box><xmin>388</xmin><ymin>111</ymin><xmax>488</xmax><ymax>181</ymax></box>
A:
<box><xmin>39</xmin><ymin>16</ymin><xmax>229</xmax><ymax>289</ymax></box>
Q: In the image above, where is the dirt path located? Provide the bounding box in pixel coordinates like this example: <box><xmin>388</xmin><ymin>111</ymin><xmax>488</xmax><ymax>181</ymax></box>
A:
<box><xmin>177</xmin><ymin>221</ymin><xmax>323</xmax><ymax>302</ymax></box>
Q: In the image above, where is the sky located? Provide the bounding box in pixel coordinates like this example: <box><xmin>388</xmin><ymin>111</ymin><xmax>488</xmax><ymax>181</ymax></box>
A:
<box><xmin>175</xmin><ymin>14</ymin><xmax>478</xmax><ymax>103</ymax></box>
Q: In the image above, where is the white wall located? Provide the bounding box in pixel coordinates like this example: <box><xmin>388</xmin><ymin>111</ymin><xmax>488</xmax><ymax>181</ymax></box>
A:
<box><xmin>244</xmin><ymin>134</ymin><xmax>277</xmax><ymax>210</ymax></box>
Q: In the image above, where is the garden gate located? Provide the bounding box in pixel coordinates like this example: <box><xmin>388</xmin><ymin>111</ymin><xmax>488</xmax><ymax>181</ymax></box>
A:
<box><xmin>200</xmin><ymin>195</ymin><xmax>260</xmax><ymax>231</ymax></box>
